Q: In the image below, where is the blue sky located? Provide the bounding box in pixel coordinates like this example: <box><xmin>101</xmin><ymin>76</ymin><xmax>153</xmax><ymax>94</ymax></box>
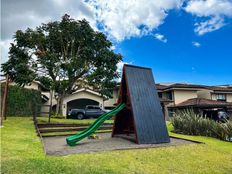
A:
<box><xmin>1</xmin><ymin>0</ymin><xmax>232</xmax><ymax>85</ymax></box>
<box><xmin>114</xmin><ymin>10</ymin><xmax>232</xmax><ymax>85</ymax></box>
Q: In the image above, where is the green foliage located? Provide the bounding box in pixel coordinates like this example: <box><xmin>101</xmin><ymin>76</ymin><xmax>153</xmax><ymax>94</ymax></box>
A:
<box><xmin>37</xmin><ymin>117</ymin><xmax>114</xmax><ymax>124</ymax></box>
<box><xmin>50</xmin><ymin>114</ymin><xmax>64</xmax><ymax>119</ymax></box>
<box><xmin>1</xmin><ymin>85</ymin><xmax>41</xmax><ymax>116</ymax></box>
<box><xmin>171</xmin><ymin>109</ymin><xmax>232</xmax><ymax>141</ymax></box>
<box><xmin>1</xmin><ymin>14</ymin><xmax>122</xmax><ymax>114</ymax></box>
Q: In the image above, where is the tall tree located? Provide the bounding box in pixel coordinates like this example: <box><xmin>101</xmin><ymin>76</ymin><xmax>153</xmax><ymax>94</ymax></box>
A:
<box><xmin>1</xmin><ymin>14</ymin><xmax>122</xmax><ymax>115</ymax></box>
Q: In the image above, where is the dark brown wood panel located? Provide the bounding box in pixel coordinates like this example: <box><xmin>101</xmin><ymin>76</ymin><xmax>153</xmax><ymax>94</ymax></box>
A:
<box><xmin>113</xmin><ymin>64</ymin><xmax>170</xmax><ymax>144</ymax></box>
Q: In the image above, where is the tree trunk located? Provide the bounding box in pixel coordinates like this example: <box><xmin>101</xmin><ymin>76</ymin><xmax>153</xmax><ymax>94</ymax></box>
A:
<box><xmin>55</xmin><ymin>95</ymin><xmax>64</xmax><ymax>116</ymax></box>
<box><xmin>1</xmin><ymin>74</ymin><xmax>10</xmax><ymax>123</ymax></box>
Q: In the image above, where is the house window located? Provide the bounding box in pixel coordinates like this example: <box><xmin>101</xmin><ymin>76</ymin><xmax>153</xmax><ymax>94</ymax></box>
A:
<box><xmin>215</xmin><ymin>94</ymin><xmax>226</xmax><ymax>101</ymax></box>
<box><xmin>158</xmin><ymin>92</ymin><xmax>162</xmax><ymax>98</ymax></box>
<box><xmin>166</xmin><ymin>91</ymin><xmax>173</xmax><ymax>100</ymax></box>
<box><xmin>168</xmin><ymin>109</ymin><xmax>175</xmax><ymax>117</ymax></box>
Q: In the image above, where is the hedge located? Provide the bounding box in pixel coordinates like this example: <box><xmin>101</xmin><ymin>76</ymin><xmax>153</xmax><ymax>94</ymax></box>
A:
<box><xmin>1</xmin><ymin>85</ymin><xmax>42</xmax><ymax>116</ymax></box>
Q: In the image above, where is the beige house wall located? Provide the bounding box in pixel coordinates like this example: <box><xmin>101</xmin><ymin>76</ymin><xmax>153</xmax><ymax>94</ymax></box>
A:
<box><xmin>211</xmin><ymin>93</ymin><xmax>216</xmax><ymax>100</ymax></box>
<box><xmin>5</xmin><ymin>81</ymin><xmax>39</xmax><ymax>90</ymax></box>
<box><xmin>24</xmin><ymin>82</ymin><xmax>39</xmax><ymax>90</ymax></box>
<box><xmin>104</xmin><ymin>89</ymin><xmax>119</xmax><ymax>107</ymax></box>
<box><xmin>41</xmin><ymin>89</ymin><xmax>119</xmax><ymax>116</ymax></box>
<box><xmin>41</xmin><ymin>91</ymin><xmax>57</xmax><ymax>113</ymax></box>
<box><xmin>62</xmin><ymin>90</ymin><xmax>104</xmax><ymax>116</ymax></box>
<box><xmin>227</xmin><ymin>94</ymin><xmax>232</xmax><ymax>102</ymax></box>
<box><xmin>173</xmin><ymin>90</ymin><xmax>198</xmax><ymax>104</ymax></box>
<box><xmin>197</xmin><ymin>90</ymin><xmax>212</xmax><ymax>99</ymax></box>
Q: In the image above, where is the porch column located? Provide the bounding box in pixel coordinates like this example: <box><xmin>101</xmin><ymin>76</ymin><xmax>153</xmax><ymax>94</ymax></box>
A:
<box><xmin>62</xmin><ymin>102</ymin><xmax>67</xmax><ymax>117</ymax></box>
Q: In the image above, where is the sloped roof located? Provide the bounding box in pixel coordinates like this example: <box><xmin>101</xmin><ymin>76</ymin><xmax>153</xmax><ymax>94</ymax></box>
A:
<box><xmin>155</xmin><ymin>84</ymin><xmax>168</xmax><ymax>90</ymax></box>
<box><xmin>155</xmin><ymin>83</ymin><xmax>208</xmax><ymax>91</ymax></box>
<box><xmin>159</xmin><ymin>98</ymin><xmax>173</xmax><ymax>103</ymax></box>
<box><xmin>72</xmin><ymin>88</ymin><xmax>101</xmax><ymax>96</ymax></box>
<box><xmin>209</xmin><ymin>86</ymin><xmax>232</xmax><ymax>92</ymax></box>
<box><xmin>166</xmin><ymin>83</ymin><xmax>207</xmax><ymax>89</ymax></box>
<box><xmin>171</xmin><ymin>98</ymin><xmax>232</xmax><ymax>108</ymax></box>
<box><xmin>155</xmin><ymin>83</ymin><xmax>232</xmax><ymax>92</ymax></box>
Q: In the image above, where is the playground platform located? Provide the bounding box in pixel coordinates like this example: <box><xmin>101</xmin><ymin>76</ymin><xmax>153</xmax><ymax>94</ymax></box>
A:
<box><xmin>42</xmin><ymin>133</ymin><xmax>198</xmax><ymax>156</ymax></box>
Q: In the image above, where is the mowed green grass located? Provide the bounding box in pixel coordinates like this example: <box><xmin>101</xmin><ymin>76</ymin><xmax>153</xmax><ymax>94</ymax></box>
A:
<box><xmin>1</xmin><ymin>117</ymin><xmax>232</xmax><ymax>174</ymax></box>
<box><xmin>37</xmin><ymin>117</ymin><xmax>114</xmax><ymax>124</ymax></box>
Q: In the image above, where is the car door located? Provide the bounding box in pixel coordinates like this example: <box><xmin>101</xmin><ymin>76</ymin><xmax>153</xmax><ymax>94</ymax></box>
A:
<box><xmin>94</xmin><ymin>106</ymin><xmax>105</xmax><ymax>117</ymax></box>
<box><xmin>70</xmin><ymin>110</ymin><xmax>77</xmax><ymax>118</ymax></box>
<box><xmin>91</xmin><ymin>106</ymin><xmax>101</xmax><ymax>117</ymax></box>
<box><xmin>85</xmin><ymin>106</ymin><xmax>95</xmax><ymax>117</ymax></box>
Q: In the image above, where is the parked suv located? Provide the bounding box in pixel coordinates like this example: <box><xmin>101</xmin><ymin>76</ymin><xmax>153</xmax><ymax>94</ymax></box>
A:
<box><xmin>67</xmin><ymin>105</ymin><xmax>106</xmax><ymax>119</ymax></box>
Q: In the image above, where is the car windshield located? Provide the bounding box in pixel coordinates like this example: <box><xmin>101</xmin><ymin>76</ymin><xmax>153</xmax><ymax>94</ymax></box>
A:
<box><xmin>71</xmin><ymin>110</ymin><xmax>78</xmax><ymax>114</ymax></box>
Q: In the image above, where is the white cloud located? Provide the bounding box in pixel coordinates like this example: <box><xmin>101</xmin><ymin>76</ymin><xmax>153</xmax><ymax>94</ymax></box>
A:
<box><xmin>116</xmin><ymin>61</ymin><xmax>133</xmax><ymax>76</ymax></box>
<box><xmin>2</xmin><ymin>0</ymin><xmax>232</xmax><ymax>66</ymax></box>
<box><xmin>110</xmin><ymin>45</ymin><xmax>116</xmax><ymax>50</ymax></box>
<box><xmin>2</xmin><ymin>0</ymin><xmax>96</xmax><ymax>40</ymax></box>
<box><xmin>192</xmin><ymin>41</ymin><xmax>201</xmax><ymax>47</ymax></box>
<box><xmin>0</xmin><ymin>40</ymin><xmax>12</xmax><ymax>64</ymax></box>
<box><xmin>87</xmin><ymin>0</ymin><xmax>183</xmax><ymax>41</ymax></box>
<box><xmin>116</xmin><ymin>61</ymin><xmax>131</xmax><ymax>81</ymax></box>
<box><xmin>117</xmin><ymin>61</ymin><xmax>130</xmax><ymax>73</ymax></box>
<box><xmin>194</xmin><ymin>16</ymin><xmax>225</xmax><ymax>35</ymax></box>
<box><xmin>185</xmin><ymin>0</ymin><xmax>232</xmax><ymax>35</ymax></box>
<box><xmin>154</xmin><ymin>33</ymin><xmax>168</xmax><ymax>43</ymax></box>
<box><xmin>185</xmin><ymin>0</ymin><xmax>232</xmax><ymax>17</ymax></box>
<box><xmin>1</xmin><ymin>0</ymin><xmax>97</xmax><ymax>64</ymax></box>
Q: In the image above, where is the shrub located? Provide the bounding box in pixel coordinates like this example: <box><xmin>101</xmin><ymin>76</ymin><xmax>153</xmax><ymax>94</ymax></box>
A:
<box><xmin>171</xmin><ymin>109</ymin><xmax>232</xmax><ymax>141</ymax></box>
<box><xmin>1</xmin><ymin>85</ymin><xmax>42</xmax><ymax>116</ymax></box>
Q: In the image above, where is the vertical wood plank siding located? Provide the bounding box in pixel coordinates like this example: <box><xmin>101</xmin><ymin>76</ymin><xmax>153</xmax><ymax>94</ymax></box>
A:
<box><xmin>125</xmin><ymin>65</ymin><xmax>170</xmax><ymax>144</ymax></box>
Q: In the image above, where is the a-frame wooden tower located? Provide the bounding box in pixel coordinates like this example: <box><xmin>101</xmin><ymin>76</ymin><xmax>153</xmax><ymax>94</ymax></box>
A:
<box><xmin>112</xmin><ymin>65</ymin><xmax>170</xmax><ymax>144</ymax></box>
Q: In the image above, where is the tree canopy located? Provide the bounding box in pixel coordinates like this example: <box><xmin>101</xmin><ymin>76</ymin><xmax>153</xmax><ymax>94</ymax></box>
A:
<box><xmin>1</xmin><ymin>14</ymin><xmax>122</xmax><ymax>114</ymax></box>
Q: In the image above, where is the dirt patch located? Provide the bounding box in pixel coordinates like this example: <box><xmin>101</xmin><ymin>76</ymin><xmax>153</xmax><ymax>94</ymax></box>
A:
<box><xmin>42</xmin><ymin>133</ymin><xmax>198</xmax><ymax>156</ymax></box>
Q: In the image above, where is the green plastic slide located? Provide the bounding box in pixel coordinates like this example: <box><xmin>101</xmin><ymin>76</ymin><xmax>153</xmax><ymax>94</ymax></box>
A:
<box><xmin>66</xmin><ymin>103</ymin><xmax>125</xmax><ymax>146</ymax></box>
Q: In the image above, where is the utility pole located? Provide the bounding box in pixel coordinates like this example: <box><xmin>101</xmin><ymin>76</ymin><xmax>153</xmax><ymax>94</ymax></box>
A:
<box><xmin>1</xmin><ymin>74</ymin><xmax>10</xmax><ymax>122</ymax></box>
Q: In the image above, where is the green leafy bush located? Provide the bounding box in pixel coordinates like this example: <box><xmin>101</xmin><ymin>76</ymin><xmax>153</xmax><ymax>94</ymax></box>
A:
<box><xmin>171</xmin><ymin>109</ymin><xmax>232</xmax><ymax>141</ymax></box>
<box><xmin>1</xmin><ymin>85</ymin><xmax>42</xmax><ymax>116</ymax></box>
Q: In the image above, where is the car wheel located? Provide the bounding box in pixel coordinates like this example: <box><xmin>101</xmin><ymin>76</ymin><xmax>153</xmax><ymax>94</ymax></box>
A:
<box><xmin>77</xmin><ymin>113</ymin><xmax>84</xmax><ymax>120</ymax></box>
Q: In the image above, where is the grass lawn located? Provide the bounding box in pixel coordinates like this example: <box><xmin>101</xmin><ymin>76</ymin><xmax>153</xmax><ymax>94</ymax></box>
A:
<box><xmin>1</xmin><ymin>117</ymin><xmax>232</xmax><ymax>174</ymax></box>
<box><xmin>37</xmin><ymin>116</ymin><xmax>114</xmax><ymax>124</ymax></box>
<box><xmin>41</xmin><ymin>130</ymin><xmax>112</xmax><ymax>137</ymax></box>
